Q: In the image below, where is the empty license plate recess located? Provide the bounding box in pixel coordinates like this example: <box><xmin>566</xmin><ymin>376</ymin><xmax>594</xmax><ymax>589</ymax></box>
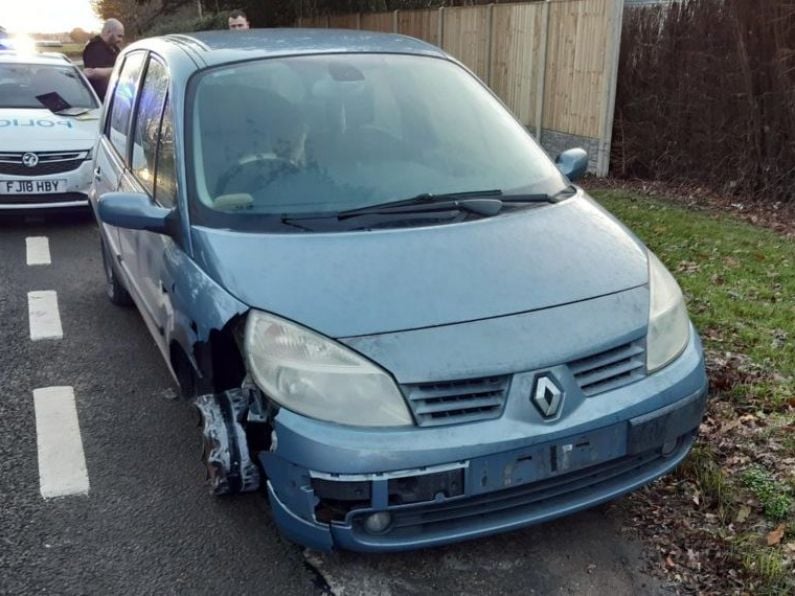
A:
<box><xmin>1</xmin><ymin>179</ymin><xmax>67</xmax><ymax>194</ymax></box>
<box><xmin>466</xmin><ymin>424</ymin><xmax>627</xmax><ymax>495</ymax></box>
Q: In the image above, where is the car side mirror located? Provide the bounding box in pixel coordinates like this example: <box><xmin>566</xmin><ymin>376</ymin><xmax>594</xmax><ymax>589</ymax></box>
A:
<box><xmin>555</xmin><ymin>148</ymin><xmax>588</xmax><ymax>182</ymax></box>
<box><xmin>98</xmin><ymin>192</ymin><xmax>174</xmax><ymax>235</ymax></box>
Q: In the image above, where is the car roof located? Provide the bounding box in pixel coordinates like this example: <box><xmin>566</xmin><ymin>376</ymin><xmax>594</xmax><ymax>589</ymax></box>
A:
<box><xmin>140</xmin><ymin>28</ymin><xmax>448</xmax><ymax>69</ymax></box>
<box><xmin>0</xmin><ymin>51</ymin><xmax>74</xmax><ymax>66</ymax></box>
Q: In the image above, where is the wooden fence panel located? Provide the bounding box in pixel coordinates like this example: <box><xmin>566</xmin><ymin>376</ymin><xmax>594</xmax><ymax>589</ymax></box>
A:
<box><xmin>442</xmin><ymin>6</ymin><xmax>491</xmax><ymax>81</ymax></box>
<box><xmin>299</xmin><ymin>15</ymin><xmax>327</xmax><ymax>28</ymax></box>
<box><xmin>328</xmin><ymin>14</ymin><xmax>360</xmax><ymax>29</ymax></box>
<box><xmin>360</xmin><ymin>12</ymin><xmax>394</xmax><ymax>33</ymax></box>
<box><xmin>397</xmin><ymin>9</ymin><xmax>440</xmax><ymax>45</ymax></box>
<box><xmin>543</xmin><ymin>0</ymin><xmax>612</xmax><ymax>138</ymax></box>
<box><xmin>490</xmin><ymin>3</ymin><xmax>546</xmax><ymax>128</ymax></box>
<box><xmin>295</xmin><ymin>0</ymin><xmax>623</xmax><ymax>175</ymax></box>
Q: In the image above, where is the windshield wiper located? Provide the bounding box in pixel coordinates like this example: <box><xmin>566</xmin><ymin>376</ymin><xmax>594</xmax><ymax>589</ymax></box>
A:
<box><xmin>503</xmin><ymin>185</ymin><xmax>578</xmax><ymax>205</ymax></box>
<box><xmin>335</xmin><ymin>186</ymin><xmax>576</xmax><ymax>219</ymax></box>
<box><xmin>336</xmin><ymin>189</ymin><xmax>504</xmax><ymax>219</ymax></box>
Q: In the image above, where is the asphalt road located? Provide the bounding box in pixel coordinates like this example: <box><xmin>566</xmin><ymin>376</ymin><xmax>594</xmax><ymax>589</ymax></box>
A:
<box><xmin>0</xmin><ymin>213</ymin><xmax>669</xmax><ymax>595</ymax></box>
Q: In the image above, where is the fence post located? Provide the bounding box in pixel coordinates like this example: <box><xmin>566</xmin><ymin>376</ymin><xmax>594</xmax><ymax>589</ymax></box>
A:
<box><xmin>438</xmin><ymin>7</ymin><xmax>445</xmax><ymax>48</ymax></box>
<box><xmin>393</xmin><ymin>10</ymin><xmax>399</xmax><ymax>33</ymax></box>
<box><xmin>597</xmin><ymin>0</ymin><xmax>624</xmax><ymax>177</ymax></box>
<box><xmin>535</xmin><ymin>0</ymin><xmax>551</xmax><ymax>141</ymax></box>
<box><xmin>486</xmin><ymin>4</ymin><xmax>495</xmax><ymax>87</ymax></box>
<box><xmin>356</xmin><ymin>12</ymin><xmax>361</xmax><ymax>29</ymax></box>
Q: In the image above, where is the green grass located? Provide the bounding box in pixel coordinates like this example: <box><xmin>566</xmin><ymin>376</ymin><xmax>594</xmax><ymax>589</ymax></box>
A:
<box><xmin>733</xmin><ymin>535</ymin><xmax>792</xmax><ymax>596</ymax></box>
<box><xmin>591</xmin><ymin>189</ymin><xmax>795</xmax><ymax>594</ymax></box>
<box><xmin>679</xmin><ymin>444</ymin><xmax>734</xmax><ymax>518</ymax></box>
<box><xmin>591</xmin><ymin>189</ymin><xmax>795</xmax><ymax>411</ymax></box>
<box><xmin>743</xmin><ymin>466</ymin><xmax>794</xmax><ymax>522</ymax></box>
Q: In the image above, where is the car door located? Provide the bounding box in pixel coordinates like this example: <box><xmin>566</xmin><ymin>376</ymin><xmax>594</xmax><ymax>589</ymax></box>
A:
<box><xmin>121</xmin><ymin>55</ymin><xmax>176</xmax><ymax>358</ymax></box>
<box><xmin>95</xmin><ymin>51</ymin><xmax>146</xmax><ymax>269</ymax></box>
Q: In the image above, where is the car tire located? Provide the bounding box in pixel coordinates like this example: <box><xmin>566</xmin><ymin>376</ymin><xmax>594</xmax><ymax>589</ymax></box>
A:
<box><xmin>100</xmin><ymin>237</ymin><xmax>133</xmax><ymax>307</ymax></box>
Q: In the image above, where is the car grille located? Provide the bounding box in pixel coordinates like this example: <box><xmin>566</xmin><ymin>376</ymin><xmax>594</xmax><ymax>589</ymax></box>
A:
<box><xmin>352</xmin><ymin>448</ymin><xmax>664</xmax><ymax>538</ymax></box>
<box><xmin>569</xmin><ymin>340</ymin><xmax>646</xmax><ymax>397</ymax></box>
<box><xmin>402</xmin><ymin>375</ymin><xmax>511</xmax><ymax>427</ymax></box>
<box><xmin>0</xmin><ymin>151</ymin><xmax>88</xmax><ymax>176</ymax></box>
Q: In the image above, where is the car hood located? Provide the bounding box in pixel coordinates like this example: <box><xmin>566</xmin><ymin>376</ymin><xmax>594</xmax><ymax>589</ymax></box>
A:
<box><xmin>191</xmin><ymin>194</ymin><xmax>649</xmax><ymax>338</ymax></box>
<box><xmin>0</xmin><ymin>108</ymin><xmax>101</xmax><ymax>146</ymax></box>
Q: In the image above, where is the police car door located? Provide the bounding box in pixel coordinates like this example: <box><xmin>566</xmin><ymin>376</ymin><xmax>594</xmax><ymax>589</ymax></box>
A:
<box><xmin>97</xmin><ymin>51</ymin><xmax>146</xmax><ymax>279</ymax></box>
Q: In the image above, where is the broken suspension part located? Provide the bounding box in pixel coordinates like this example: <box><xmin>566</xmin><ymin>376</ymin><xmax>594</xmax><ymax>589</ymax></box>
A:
<box><xmin>195</xmin><ymin>388</ymin><xmax>261</xmax><ymax>495</ymax></box>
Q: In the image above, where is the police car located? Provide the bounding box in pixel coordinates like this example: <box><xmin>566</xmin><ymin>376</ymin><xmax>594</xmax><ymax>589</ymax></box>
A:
<box><xmin>0</xmin><ymin>51</ymin><xmax>100</xmax><ymax>211</ymax></box>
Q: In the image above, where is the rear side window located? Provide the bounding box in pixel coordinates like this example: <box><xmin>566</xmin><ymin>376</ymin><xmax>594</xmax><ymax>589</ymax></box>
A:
<box><xmin>107</xmin><ymin>52</ymin><xmax>145</xmax><ymax>159</ymax></box>
<box><xmin>131</xmin><ymin>58</ymin><xmax>169</xmax><ymax>196</ymax></box>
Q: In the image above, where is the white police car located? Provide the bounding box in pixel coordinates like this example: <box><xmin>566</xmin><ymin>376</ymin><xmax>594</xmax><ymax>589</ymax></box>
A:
<box><xmin>0</xmin><ymin>51</ymin><xmax>100</xmax><ymax>211</ymax></box>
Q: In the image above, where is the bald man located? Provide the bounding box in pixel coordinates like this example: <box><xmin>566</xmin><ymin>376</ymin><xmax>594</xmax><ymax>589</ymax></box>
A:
<box><xmin>83</xmin><ymin>19</ymin><xmax>125</xmax><ymax>101</ymax></box>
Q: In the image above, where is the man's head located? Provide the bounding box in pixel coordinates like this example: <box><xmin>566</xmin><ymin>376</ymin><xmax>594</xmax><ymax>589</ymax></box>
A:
<box><xmin>228</xmin><ymin>10</ymin><xmax>250</xmax><ymax>30</ymax></box>
<box><xmin>101</xmin><ymin>19</ymin><xmax>125</xmax><ymax>48</ymax></box>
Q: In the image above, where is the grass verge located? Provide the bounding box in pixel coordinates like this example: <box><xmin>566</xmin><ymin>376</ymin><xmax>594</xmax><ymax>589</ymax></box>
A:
<box><xmin>591</xmin><ymin>188</ymin><xmax>795</xmax><ymax>595</ymax></box>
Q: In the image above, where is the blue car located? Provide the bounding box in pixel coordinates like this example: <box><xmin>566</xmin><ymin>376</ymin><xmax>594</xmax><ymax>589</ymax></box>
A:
<box><xmin>91</xmin><ymin>29</ymin><xmax>708</xmax><ymax>552</ymax></box>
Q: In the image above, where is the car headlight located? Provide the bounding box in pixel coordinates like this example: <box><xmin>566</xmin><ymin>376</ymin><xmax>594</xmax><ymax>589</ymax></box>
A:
<box><xmin>646</xmin><ymin>251</ymin><xmax>690</xmax><ymax>372</ymax></box>
<box><xmin>244</xmin><ymin>310</ymin><xmax>414</xmax><ymax>427</ymax></box>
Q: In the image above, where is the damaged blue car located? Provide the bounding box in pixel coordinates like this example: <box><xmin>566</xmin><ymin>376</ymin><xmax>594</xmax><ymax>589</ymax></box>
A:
<box><xmin>91</xmin><ymin>29</ymin><xmax>708</xmax><ymax>552</ymax></box>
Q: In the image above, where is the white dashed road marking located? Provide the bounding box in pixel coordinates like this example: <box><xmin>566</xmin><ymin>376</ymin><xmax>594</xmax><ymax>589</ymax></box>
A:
<box><xmin>27</xmin><ymin>290</ymin><xmax>63</xmax><ymax>341</ymax></box>
<box><xmin>33</xmin><ymin>386</ymin><xmax>90</xmax><ymax>499</ymax></box>
<box><xmin>26</xmin><ymin>236</ymin><xmax>51</xmax><ymax>266</ymax></box>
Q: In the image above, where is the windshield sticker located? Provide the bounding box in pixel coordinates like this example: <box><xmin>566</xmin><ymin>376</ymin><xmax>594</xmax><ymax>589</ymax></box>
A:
<box><xmin>0</xmin><ymin>119</ymin><xmax>73</xmax><ymax>128</ymax></box>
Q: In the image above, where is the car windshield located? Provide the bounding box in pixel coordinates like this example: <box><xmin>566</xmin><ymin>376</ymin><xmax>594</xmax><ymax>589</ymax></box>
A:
<box><xmin>0</xmin><ymin>63</ymin><xmax>97</xmax><ymax>109</ymax></box>
<box><xmin>190</xmin><ymin>53</ymin><xmax>567</xmax><ymax>221</ymax></box>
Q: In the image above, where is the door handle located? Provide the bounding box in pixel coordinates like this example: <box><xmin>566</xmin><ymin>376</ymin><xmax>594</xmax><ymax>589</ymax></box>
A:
<box><xmin>93</xmin><ymin>167</ymin><xmax>102</xmax><ymax>181</ymax></box>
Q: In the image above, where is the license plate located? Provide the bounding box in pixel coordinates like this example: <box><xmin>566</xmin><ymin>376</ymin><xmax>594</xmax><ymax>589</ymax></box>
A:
<box><xmin>0</xmin><ymin>179</ymin><xmax>68</xmax><ymax>195</ymax></box>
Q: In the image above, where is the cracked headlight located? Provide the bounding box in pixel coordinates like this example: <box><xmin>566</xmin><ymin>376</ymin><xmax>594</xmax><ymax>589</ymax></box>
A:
<box><xmin>646</xmin><ymin>251</ymin><xmax>690</xmax><ymax>372</ymax></box>
<box><xmin>244</xmin><ymin>311</ymin><xmax>413</xmax><ymax>427</ymax></box>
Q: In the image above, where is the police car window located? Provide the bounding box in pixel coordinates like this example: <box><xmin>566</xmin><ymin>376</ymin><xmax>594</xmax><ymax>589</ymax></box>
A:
<box><xmin>131</xmin><ymin>58</ymin><xmax>168</xmax><ymax>195</ymax></box>
<box><xmin>0</xmin><ymin>64</ymin><xmax>96</xmax><ymax>109</ymax></box>
<box><xmin>154</xmin><ymin>99</ymin><xmax>177</xmax><ymax>208</ymax></box>
<box><xmin>107</xmin><ymin>52</ymin><xmax>145</xmax><ymax>160</ymax></box>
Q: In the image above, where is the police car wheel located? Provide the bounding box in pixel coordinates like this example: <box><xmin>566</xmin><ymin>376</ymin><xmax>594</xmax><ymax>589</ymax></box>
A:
<box><xmin>100</xmin><ymin>237</ymin><xmax>133</xmax><ymax>307</ymax></box>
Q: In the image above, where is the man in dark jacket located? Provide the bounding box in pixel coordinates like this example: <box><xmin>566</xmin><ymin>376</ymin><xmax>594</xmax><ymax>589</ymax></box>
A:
<box><xmin>82</xmin><ymin>19</ymin><xmax>124</xmax><ymax>101</ymax></box>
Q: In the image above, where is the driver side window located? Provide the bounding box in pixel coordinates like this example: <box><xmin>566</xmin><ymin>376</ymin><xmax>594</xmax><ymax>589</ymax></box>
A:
<box><xmin>131</xmin><ymin>58</ymin><xmax>168</xmax><ymax>197</ymax></box>
<box><xmin>154</xmin><ymin>99</ymin><xmax>177</xmax><ymax>208</ymax></box>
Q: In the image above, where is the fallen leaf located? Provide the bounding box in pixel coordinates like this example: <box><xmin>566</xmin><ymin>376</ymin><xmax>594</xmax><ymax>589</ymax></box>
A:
<box><xmin>735</xmin><ymin>505</ymin><xmax>751</xmax><ymax>523</ymax></box>
<box><xmin>784</xmin><ymin>542</ymin><xmax>795</xmax><ymax>553</ymax></box>
<box><xmin>767</xmin><ymin>524</ymin><xmax>786</xmax><ymax>546</ymax></box>
<box><xmin>686</xmin><ymin>548</ymin><xmax>700</xmax><ymax>570</ymax></box>
<box><xmin>665</xmin><ymin>554</ymin><xmax>676</xmax><ymax>569</ymax></box>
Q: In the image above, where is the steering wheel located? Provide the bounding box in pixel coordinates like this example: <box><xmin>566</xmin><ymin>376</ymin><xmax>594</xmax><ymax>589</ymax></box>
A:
<box><xmin>214</xmin><ymin>153</ymin><xmax>299</xmax><ymax>197</ymax></box>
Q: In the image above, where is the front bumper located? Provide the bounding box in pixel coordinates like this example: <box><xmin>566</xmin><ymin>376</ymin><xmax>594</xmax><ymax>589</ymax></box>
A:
<box><xmin>262</xmin><ymin>330</ymin><xmax>708</xmax><ymax>552</ymax></box>
<box><xmin>0</xmin><ymin>159</ymin><xmax>92</xmax><ymax>210</ymax></box>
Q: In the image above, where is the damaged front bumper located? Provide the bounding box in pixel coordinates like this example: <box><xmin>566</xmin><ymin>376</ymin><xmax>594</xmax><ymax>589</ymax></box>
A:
<box><xmin>260</xmin><ymin>331</ymin><xmax>708</xmax><ymax>552</ymax></box>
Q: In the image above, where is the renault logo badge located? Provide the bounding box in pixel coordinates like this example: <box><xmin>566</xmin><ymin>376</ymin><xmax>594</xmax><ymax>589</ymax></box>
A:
<box><xmin>22</xmin><ymin>152</ymin><xmax>39</xmax><ymax>168</ymax></box>
<box><xmin>531</xmin><ymin>373</ymin><xmax>564</xmax><ymax>418</ymax></box>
